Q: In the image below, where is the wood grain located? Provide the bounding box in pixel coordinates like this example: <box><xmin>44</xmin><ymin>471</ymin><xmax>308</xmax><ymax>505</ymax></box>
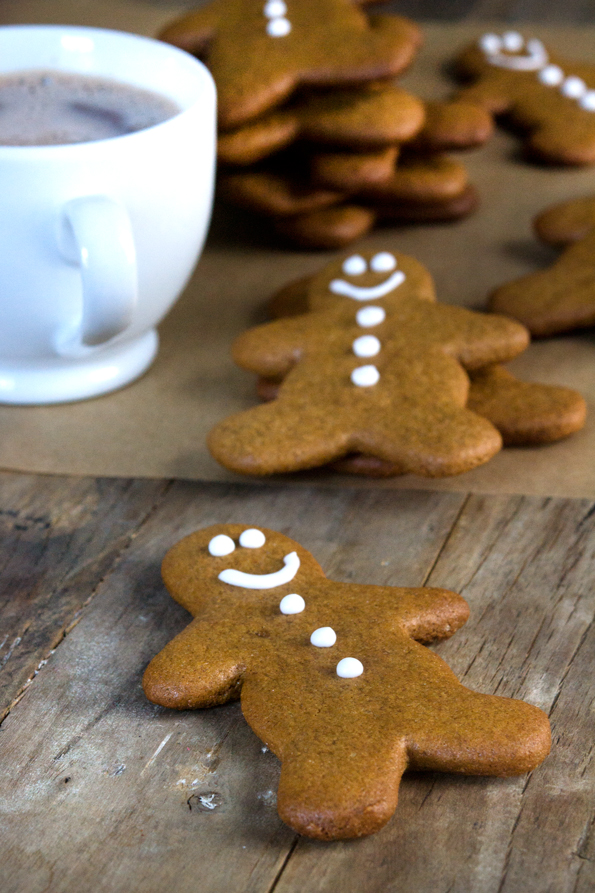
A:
<box><xmin>0</xmin><ymin>473</ymin><xmax>169</xmax><ymax>722</ymax></box>
<box><xmin>1</xmin><ymin>476</ymin><xmax>594</xmax><ymax>892</ymax></box>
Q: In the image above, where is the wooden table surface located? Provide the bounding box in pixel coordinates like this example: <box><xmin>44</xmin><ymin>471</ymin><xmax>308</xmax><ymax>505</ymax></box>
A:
<box><xmin>2</xmin><ymin>2</ymin><xmax>595</xmax><ymax>892</ymax></box>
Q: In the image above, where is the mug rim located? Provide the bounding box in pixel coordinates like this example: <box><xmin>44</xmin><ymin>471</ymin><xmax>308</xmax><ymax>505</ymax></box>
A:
<box><xmin>0</xmin><ymin>24</ymin><xmax>216</xmax><ymax>154</ymax></box>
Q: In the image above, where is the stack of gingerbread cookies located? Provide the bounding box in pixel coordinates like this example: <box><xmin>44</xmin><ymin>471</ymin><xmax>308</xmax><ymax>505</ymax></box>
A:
<box><xmin>158</xmin><ymin>0</ymin><xmax>492</xmax><ymax>248</ymax></box>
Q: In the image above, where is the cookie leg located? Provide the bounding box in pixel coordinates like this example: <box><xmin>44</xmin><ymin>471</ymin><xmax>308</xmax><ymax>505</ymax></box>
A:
<box><xmin>276</xmin><ymin>742</ymin><xmax>408</xmax><ymax>840</ymax></box>
<box><xmin>468</xmin><ymin>366</ymin><xmax>586</xmax><ymax>444</ymax></box>
<box><xmin>408</xmin><ymin>688</ymin><xmax>551</xmax><ymax>777</ymax></box>
<box><xmin>208</xmin><ymin>400</ymin><xmax>352</xmax><ymax>475</ymax></box>
<box><xmin>357</xmin><ymin>406</ymin><xmax>502</xmax><ymax>477</ymax></box>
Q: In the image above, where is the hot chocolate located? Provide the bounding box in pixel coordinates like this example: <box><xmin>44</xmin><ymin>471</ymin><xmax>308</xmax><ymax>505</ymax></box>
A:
<box><xmin>0</xmin><ymin>70</ymin><xmax>180</xmax><ymax>145</ymax></box>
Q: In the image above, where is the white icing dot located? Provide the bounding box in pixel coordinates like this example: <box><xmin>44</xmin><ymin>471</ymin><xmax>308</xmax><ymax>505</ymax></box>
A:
<box><xmin>526</xmin><ymin>37</ymin><xmax>547</xmax><ymax>59</ymax></box>
<box><xmin>479</xmin><ymin>33</ymin><xmax>502</xmax><ymax>54</ymax></box>
<box><xmin>351</xmin><ymin>365</ymin><xmax>380</xmax><ymax>387</ymax></box>
<box><xmin>280</xmin><ymin>593</ymin><xmax>305</xmax><ymax>614</ymax></box>
<box><xmin>370</xmin><ymin>252</ymin><xmax>397</xmax><ymax>273</ymax></box>
<box><xmin>342</xmin><ymin>255</ymin><xmax>367</xmax><ymax>276</ymax></box>
<box><xmin>266</xmin><ymin>17</ymin><xmax>291</xmax><ymax>37</ymax></box>
<box><xmin>356</xmin><ymin>306</ymin><xmax>386</xmax><ymax>328</ymax></box>
<box><xmin>502</xmin><ymin>31</ymin><xmax>524</xmax><ymax>52</ymax></box>
<box><xmin>239</xmin><ymin>528</ymin><xmax>266</xmax><ymax>549</ymax></box>
<box><xmin>580</xmin><ymin>90</ymin><xmax>595</xmax><ymax>111</ymax></box>
<box><xmin>310</xmin><ymin>627</ymin><xmax>337</xmax><ymax>648</ymax></box>
<box><xmin>561</xmin><ymin>76</ymin><xmax>587</xmax><ymax>99</ymax></box>
<box><xmin>264</xmin><ymin>0</ymin><xmax>287</xmax><ymax>16</ymax></box>
<box><xmin>538</xmin><ymin>64</ymin><xmax>564</xmax><ymax>86</ymax></box>
<box><xmin>336</xmin><ymin>657</ymin><xmax>364</xmax><ymax>678</ymax></box>
<box><xmin>208</xmin><ymin>534</ymin><xmax>235</xmax><ymax>556</ymax></box>
<box><xmin>352</xmin><ymin>335</ymin><xmax>381</xmax><ymax>358</ymax></box>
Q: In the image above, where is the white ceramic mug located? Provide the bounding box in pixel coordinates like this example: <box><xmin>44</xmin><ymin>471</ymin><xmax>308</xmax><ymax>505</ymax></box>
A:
<box><xmin>0</xmin><ymin>25</ymin><xmax>216</xmax><ymax>403</ymax></box>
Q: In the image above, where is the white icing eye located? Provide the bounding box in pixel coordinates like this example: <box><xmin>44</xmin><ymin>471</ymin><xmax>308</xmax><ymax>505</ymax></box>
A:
<box><xmin>561</xmin><ymin>76</ymin><xmax>587</xmax><ymax>99</ymax></box>
<box><xmin>336</xmin><ymin>657</ymin><xmax>364</xmax><ymax>678</ymax></box>
<box><xmin>280</xmin><ymin>593</ymin><xmax>305</xmax><ymax>614</ymax></box>
<box><xmin>352</xmin><ymin>335</ymin><xmax>381</xmax><ymax>358</ymax></box>
<box><xmin>351</xmin><ymin>365</ymin><xmax>380</xmax><ymax>387</ymax></box>
<box><xmin>370</xmin><ymin>252</ymin><xmax>397</xmax><ymax>273</ymax></box>
<box><xmin>239</xmin><ymin>528</ymin><xmax>266</xmax><ymax>549</ymax></box>
<box><xmin>356</xmin><ymin>306</ymin><xmax>386</xmax><ymax>328</ymax></box>
<box><xmin>208</xmin><ymin>534</ymin><xmax>235</xmax><ymax>556</ymax></box>
<box><xmin>538</xmin><ymin>64</ymin><xmax>564</xmax><ymax>86</ymax></box>
<box><xmin>479</xmin><ymin>33</ymin><xmax>502</xmax><ymax>54</ymax></box>
<box><xmin>526</xmin><ymin>38</ymin><xmax>545</xmax><ymax>55</ymax></box>
<box><xmin>266</xmin><ymin>17</ymin><xmax>291</xmax><ymax>37</ymax></box>
<box><xmin>310</xmin><ymin>627</ymin><xmax>337</xmax><ymax>647</ymax></box>
<box><xmin>264</xmin><ymin>0</ymin><xmax>287</xmax><ymax>16</ymax></box>
<box><xmin>580</xmin><ymin>90</ymin><xmax>595</xmax><ymax>111</ymax></box>
<box><xmin>342</xmin><ymin>255</ymin><xmax>367</xmax><ymax>276</ymax></box>
<box><xmin>502</xmin><ymin>31</ymin><xmax>524</xmax><ymax>52</ymax></box>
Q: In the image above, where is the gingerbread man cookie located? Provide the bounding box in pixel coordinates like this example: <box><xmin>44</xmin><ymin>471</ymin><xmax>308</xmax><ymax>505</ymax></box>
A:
<box><xmin>454</xmin><ymin>30</ymin><xmax>595</xmax><ymax>164</ymax></box>
<box><xmin>208</xmin><ymin>250</ymin><xmax>529</xmax><ymax>477</ymax></box>
<box><xmin>143</xmin><ymin>524</ymin><xmax>551</xmax><ymax>840</ymax></box>
<box><xmin>490</xmin><ymin>206</ymin><xmax>595</xmax><ymax>336</ymax></box>
<box><xmin>258</xmin><ymin>273</ymin><xmax>586</xmax><ymax>460</ymax></box>
<box><xmin>217</xmin><ymin>82</ymin><xmax>425</xmax><ymax>167</ymax></box>
<box><xmin>158</xmin><ymin>0</ymin><xmax>422</xmax><ymax>128</ymax></box>
<box><xmin>273</xmin><ymin>185</ymin><xmax>479</xmax><ymax>250</ymax></box>
<box><xmin>533</xmin><ymin>193</ymin><xmax>595</xmax><ymax>247</ymax></box>
<box><xmin>221</xmin><ymin>150</ymin><xmax>469</xmax><ymax>213</ymax></box>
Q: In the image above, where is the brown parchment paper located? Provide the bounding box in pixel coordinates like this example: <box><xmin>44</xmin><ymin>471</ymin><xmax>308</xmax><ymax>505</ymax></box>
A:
<box><xmin>0</xmin><ymin>2</ymin><xmax>594</xmax><ymax>498</ymax></box>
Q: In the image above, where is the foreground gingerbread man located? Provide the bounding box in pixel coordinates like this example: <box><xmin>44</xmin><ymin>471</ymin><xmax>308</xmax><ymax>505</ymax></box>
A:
<box><xmin>208</xmin><ymin>250</ymin><xmax>529</xmax><ymax>477</ymax></box>
<box><xmin>159</xmin><ymin>0</ymin><xmax>421</xmax><ymax>128</ymax></box>
<box><xmin>143</xmin><ymin>525</ymin><xmax>551</xmax><ymax>840</ymax></box>
<box><xmin>455</xmin><ymin>30</ymin><xmax>595</xmax><ymax>164</ymax></box>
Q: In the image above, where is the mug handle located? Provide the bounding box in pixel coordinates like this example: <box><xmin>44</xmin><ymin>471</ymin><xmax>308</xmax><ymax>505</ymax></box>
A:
<box><xmin>56</xmin><ymin>195</ymin><xmax>138</xmax><ymax>352</ymax></box>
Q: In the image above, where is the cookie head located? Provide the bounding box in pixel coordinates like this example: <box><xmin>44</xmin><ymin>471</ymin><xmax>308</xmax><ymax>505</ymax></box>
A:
<box><xmin>307</xmin><ymin>249</ymin><xmax>437</xmax><ymax>311</ymax></box>
<box><xmin>162</xmin><ymin>524</ymin><xmax>325</xmax><ymax>614</ymax></box>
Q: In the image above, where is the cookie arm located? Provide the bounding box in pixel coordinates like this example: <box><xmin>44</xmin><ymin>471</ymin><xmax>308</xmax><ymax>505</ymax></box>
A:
<box><xmin>431</xmin><ymin>303</ymin><xmax>530</xmax><ymax>368</ymax></box>
<box><xmin>391</xmin><ymin>587</ymin><xmax>470</xmax><ymax>643</ymax></box>
<box><xmin>231</xmin><ymin>314</ymin><xmax>320</xmax><ymax>377</ymax></box>
<box><xmin>143</xmin><ymin>619</ymin><xmax>246</xmax><ymax>710</ymax></box>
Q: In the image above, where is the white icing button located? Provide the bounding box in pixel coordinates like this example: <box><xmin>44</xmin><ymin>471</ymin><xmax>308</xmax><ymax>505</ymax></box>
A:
<box><xmin>342</xmin><ymin>254</ymin><xmax>367</xmax><ymax>276</ymax></box>
<box><xmin>266</xmin><ymin>17</ymin><xmax>291</xmax><ymax>37</ymax></box>
<box><xmin>239</xmin><ymin>528</ymin><xmax>266</xmax><ymax>549</ymax></box>
<box><xmin>479</xmin><ymin>33</ymin><xmax>502</xmax><ymax>54</ymax></box>
<box><xmin>502</xmin><ymin>31</ymin><xmax>524</xmax><ymax>52</ymax></box>
<box><xmin>280</xmin><ymin>593</ymin><xmax>305</xmax><ymax>615</ymax></box>
<box><xmin>580</xmin><ymin>90</ymin><xmax>595</xmax><ymax>111</ymax></box>
<box><xmin>370</xmin><ymin>252</ymin><xmax>397</xmax><ymax>273</ymax></box>
<box><xmin>356</xmin><ymin>306</ymin><xmax>386</xmax><ymax>328</ymax></box>
<box><xmin>264</xmin><ymin>0</ymin><xmax>287</xmax><ymax>16</ymax></box>
<box><xmin>336</xmin><ymin>657</ymin><xmax>364</xmax><ymax>678</ymax></box>
<box><xmin>351</xmin><ymin>365</ymin><xmax>380</xmax><ymax>387</ymax></box>
<box><xmin>310</xmin><ymin>627</ymin><xmax>337</xmax><ymax>648</ymax></box>
<box><xmin>538</xmin><ymin>64</ymin><xmax>564</xmax><ymax>86</ymax></box>
<box><xmin>208</xmin><ymin>534</ymin><xmax>235</xmax><ymax>556</ymax></box>
<box><xmin>561</xmin><ymin>76</ymin><xmax>587</xmax><ymax>99</ymax></box>
<box><xmin>352</xmin><ymin>335</ymin><xmax>381</xmax><ymax>358</ymax></box>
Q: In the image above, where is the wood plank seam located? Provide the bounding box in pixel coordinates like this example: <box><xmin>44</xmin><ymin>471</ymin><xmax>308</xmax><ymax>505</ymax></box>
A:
<box><xmin>420</xmin><ymin>492</ymin><xmax>472</xmax><ymax>586</ymax></box>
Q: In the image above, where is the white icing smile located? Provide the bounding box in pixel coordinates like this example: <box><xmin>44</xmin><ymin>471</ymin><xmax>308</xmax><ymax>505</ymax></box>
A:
<box><xmin>219</xmin><ymin>551</ymin><xmax>300</xmax><ymax>589</ymax></box>
<box><xmin>479</xmin><ymin>32</ymin><xmax>548</xmax><ymax>70</ymax></box>
<box><xmin>329</xmin><ymin>270</ymin><xmax>406</xmax><ymax>302</ymax></box>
